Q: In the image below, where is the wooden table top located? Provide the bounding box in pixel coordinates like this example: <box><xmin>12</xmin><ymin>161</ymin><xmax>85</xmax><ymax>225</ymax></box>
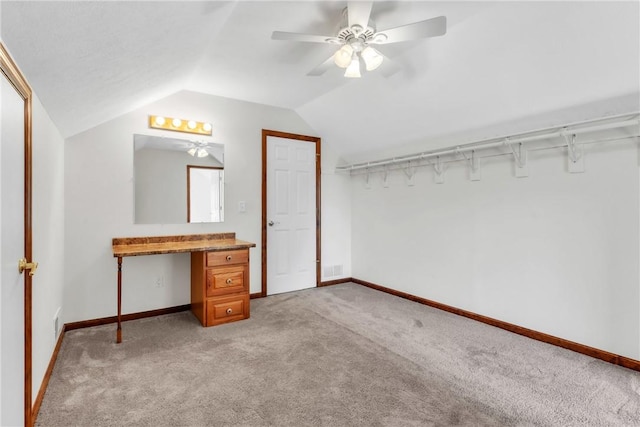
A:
<box><xmin>112</xmin><ymin>233</ymin><xmax>256</xmax><ymax>257</ymax></box>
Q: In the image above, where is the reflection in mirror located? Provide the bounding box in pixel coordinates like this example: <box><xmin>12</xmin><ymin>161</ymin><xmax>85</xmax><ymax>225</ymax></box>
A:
<box><xmin>134</xmin><ymin>134</ymin><xmax>224</xmax><ymax>224</ymax></box>
<box><xmin>188</xmin><ymin>166</ymin><xmax>224</xmax><ymax>223</ymax></box>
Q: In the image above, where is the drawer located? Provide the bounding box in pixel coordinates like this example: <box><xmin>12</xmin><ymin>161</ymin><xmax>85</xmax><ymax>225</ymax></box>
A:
<box><xmin>206</xmin><ymin>266</ymin><xmax>246</xmax><ymax>297</ymax></box>
<box><xmin>206</xmin><ymin>249</ymin><xmax>248</xmax><ymax>267</ymax></box>
<box><xmin>206</xmin><ymin>294</ymin><xmax>249</xmax><ymax>326</ymax></box>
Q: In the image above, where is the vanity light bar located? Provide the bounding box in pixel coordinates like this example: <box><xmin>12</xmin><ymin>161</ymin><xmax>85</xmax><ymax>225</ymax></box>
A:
<box><xmin>148</xmin><ymin>115</ymin><xmax>212</xmax><ymax>136</ymax></box>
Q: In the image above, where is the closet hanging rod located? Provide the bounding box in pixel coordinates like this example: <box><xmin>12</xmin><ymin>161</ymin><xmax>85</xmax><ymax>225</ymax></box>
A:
<box><xmin>347</xmin><ymin>135</ymin><xmax>639</xmax><ymax>176</ymax></box>
<box><xmin>336</xmin><ymin>112</ymin><xmax>640</xmax><ymax>172</ymax></box>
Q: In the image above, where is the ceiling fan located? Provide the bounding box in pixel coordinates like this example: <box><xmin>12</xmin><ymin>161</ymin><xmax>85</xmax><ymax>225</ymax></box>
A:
<box><xmin>271</xmin><ymin>1</ymin><xmax>446</xmax><ymax>78</ymax></box>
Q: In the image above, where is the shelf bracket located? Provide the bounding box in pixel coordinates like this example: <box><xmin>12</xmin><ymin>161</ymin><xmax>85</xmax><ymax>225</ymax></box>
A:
<box><xmin>563</xmin><ymin>131</ymin><xmax>585</xmax><ymax>173</ymax></box>
<box><xmin>455</xmin><ymin>146</ymin><xmax>469</xmax><ymax>161</ymax></box>
<box><xmin>506</xmin><ymin>139</ymin><xmax>528</xmax><ymax>177</ymax></box>
<box><xmin>434</xmin><ymin>156</ymin><xmax>445</xmax><ymax>184</ymax></box>
<box><xmin>470</xmin><ymin>150</ymin><xmax>481</xmax><ymax>181</ymax></box>
<box><xmin>403</xmin><ymin>160</ymin><xmax>415</xmax><ymax>186</ymax></box>
<box><xmin>364</xmin><ymin>168</ymin><xmax>371</xmax><ymax>189</ymax></box>
<box><xmin>383</xmin><ymin>165</ymin><xmax>390</xmax><ymax>188</ymax></box>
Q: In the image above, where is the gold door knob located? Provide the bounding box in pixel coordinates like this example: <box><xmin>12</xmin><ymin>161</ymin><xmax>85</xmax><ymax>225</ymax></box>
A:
<box><xmin>226</xmin><ymin>308</ymin><xmax>233</xmax><ymax>315</ymax></box>
<box><xmin>226</xmin><ymin>278</ymin><xmax>233</xmax><ymax>285</ymax></box>
<box><xmin>18</xmin><ymin>258</ymin><xmax>38</xmax><ymax>276</ymax></box>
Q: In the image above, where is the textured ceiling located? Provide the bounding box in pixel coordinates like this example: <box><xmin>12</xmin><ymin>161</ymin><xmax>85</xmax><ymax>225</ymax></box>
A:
<box><xmin>1</xmin><ymin>1</ymin><xmax>639</xmax><ymax>161</ymax></box>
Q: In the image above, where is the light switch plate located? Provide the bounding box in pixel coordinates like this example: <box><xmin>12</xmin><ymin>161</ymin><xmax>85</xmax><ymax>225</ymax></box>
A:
<box><xmin>238</xmin><ymin>201</ymin><xmax>246</xmax><ymax>213</ymax></box>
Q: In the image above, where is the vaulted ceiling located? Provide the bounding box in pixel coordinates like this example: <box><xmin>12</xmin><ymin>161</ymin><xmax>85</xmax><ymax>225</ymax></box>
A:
<box><xmin>2</xmin><ymin>1</ymin><xmax>638</xmax><ymax>161</ymax></box>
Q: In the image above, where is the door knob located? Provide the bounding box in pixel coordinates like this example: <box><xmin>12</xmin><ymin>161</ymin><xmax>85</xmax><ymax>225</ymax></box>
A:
<box><xmin>18</xmin><ymin>258</ymin><xmax>38</xmax><ymax>276</ymax></box>
<box><xmin>268</xmin><ymin>220</ymin><xmax>280</xmax><ymax>227</ymax></box>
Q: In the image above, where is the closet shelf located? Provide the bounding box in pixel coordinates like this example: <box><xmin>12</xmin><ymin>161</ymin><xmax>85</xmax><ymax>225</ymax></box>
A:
<box><xmin>336</xmin><ymin>112</ymin><xmax>640</xmax><ymax>174</ymax></box>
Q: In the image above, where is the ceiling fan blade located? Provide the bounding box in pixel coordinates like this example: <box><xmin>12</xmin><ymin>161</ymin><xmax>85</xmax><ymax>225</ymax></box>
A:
<box><xmin>307</xmin><ymin>56</ymin><xmax>335</xmax><ymax>76</ymax></box>
<box><xmin>371</xmin><ymin>16</ymin><xmax>446</xmax><ymax>44</ymax></box>
<box><xmin>378</xmin><ymin>53</ymin><xmax>402</xmax><ymax>78</ymax></box>
<box><xmin>347</xmin><ymin>1</ymin><xmax>373</xmax><ymax>30</ymax></box>
<box><xmin>271</xmin><ymin>31</ymin><xmax>337</xmax><ymax>44</ymax></box>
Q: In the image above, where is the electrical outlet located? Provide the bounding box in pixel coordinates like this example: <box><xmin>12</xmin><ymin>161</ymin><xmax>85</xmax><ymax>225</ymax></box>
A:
<box><xmin>238</xmin><ymin>201</ymin><xmax>246</xmax><ymax>213</ymax></box>
<box><xmin>155</xmin><ymin>276</ymin><xmax>164</xmax><ymax>288</ymax></box>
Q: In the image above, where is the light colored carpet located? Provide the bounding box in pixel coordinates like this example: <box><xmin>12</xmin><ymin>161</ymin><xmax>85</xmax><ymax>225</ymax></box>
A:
<box><xmin>36</xmin><ymin>283</ymin><xmax>640</xmax><ymax>426</ymax></box>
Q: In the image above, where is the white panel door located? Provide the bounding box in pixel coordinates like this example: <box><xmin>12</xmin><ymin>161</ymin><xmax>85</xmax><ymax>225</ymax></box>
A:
<box><xmin>1</xmin><ymin>70</ymin><xmax>26</xmax><ymax>426</ymax></box>
<box><xmin>267</xmin><ymin>136</ymin><xmax>316</xmax><ymax>295</ymax></box>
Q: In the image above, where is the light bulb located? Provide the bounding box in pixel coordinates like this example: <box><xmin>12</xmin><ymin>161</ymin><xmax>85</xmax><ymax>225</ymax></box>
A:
<box><xmin>187</xmin><ymin>147</ymin><xmax>197</xmax><ymax>156</ymax></box>
<box><xmin>172</xmin><ymin>118</ymin><xmax>182</xmax><ymax>128</ymax></box>
<box><xmin>361</xmin><ymin>46</ymin><xmax>383</xmax><ymax>71</ymax></box>
<box><xmin>187</xmin><ymin>120</ymin><xmax>197</xmax><ymax>129</ymax></box>
<box><xmin>154</xmin><ymin>116</ymin><xmax>165</xmax><ymax>126</ymax></box>
<box><xmin>333</xmin><ymin>44</ymin><xmax>353</xmax><ymax>68</ymax></box>
<box><xmin>344</xmin><ymin>54</ymin><xmax>361</xmax><ymax>78</ymax></box>
<box><xmin>203</xmin><ymin>123</ymin><xmax>212</xmax><ymax>132</ymax></box>
<box><xmin>197</xmin><ymin>148</ymin><xmax>208</xmax><ymax>158</ymax></box>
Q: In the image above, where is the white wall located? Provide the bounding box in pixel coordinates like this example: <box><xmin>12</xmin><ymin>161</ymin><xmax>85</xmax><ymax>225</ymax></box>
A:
<box><xmin>321</xmin><ymin>147</ymin><xmax>352</xmax><ymax>281</ymax></box>
<box><xmin>64</xmin><ymin>90</ymin><xmax>351</xmax><ymax>323</ymax></box>
<box><xmin>351</xmin><ymin>138</ymin><xmax>639</xmax><ymax>360</ymax></box>
<box><xmin>0</xmin><ymin>32</ymin><xmax>66</xmax><ymax>408</ymax></box>
<box><xmin>31</xmin><ymin>93</ymin><xmax>65</xmax><ymax>400</ymax></box>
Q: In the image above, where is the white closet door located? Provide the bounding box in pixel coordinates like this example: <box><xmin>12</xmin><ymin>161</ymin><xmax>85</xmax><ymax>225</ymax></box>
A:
<box><xmin>266</xmin><ymin>136</ymin><xmax>316</xmax><ymax>295</ymax></box>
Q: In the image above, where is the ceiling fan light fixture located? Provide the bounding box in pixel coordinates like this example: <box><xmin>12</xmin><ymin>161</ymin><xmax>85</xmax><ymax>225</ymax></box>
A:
<box><xmin>187</xmin><ymin>147</ymin><xmax>197</xmax><ymax>156</ymax></box>
<box><xmin>196</xmin><ymin>148</ymin><xmax>208</xmax><ymax>158</ymax></box>
<box><xmin>372</xmin><ymin>33</ymin><xmax>388</xmax><ymax>44</ymax></box>
<box><xmin>344</xmin><ymin>54</ymin><xmax>362</xmax><ymax>78</ymax></box>
<box><xmin>333</xmin><ymin>44</ymin><xmax>353</xmax><ymax>68</ymax></box>
<box><xmin>361</xmin><ymin>46</ymin><xmax>383</xmax><ymax>71</ymax></box>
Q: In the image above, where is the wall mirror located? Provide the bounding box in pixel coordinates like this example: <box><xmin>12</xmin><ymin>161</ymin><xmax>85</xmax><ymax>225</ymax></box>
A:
<box><xmin>134</xmin><ymin>134</ymin><xmax>224</xmax><ymax>224</ymax></box>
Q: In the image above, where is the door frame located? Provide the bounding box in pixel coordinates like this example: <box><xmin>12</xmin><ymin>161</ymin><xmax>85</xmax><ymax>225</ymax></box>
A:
<box><xmin>261</xmin><ymin>129</ymin><xmax>321</xmax><ymax>297</ymax></box>
<box><xmin>0</xmin><ymin>42</ymin><xmax>33</xmax><ymax>427</ymax></box>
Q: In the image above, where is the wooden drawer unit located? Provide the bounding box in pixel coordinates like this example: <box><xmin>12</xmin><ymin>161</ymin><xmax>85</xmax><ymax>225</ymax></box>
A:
<box><xmin>206</xmin><ymin>265</ymin><xmax>246</xmax><ymax>296</ymax></box>
<box><xmin>191</xmin><ymin>248</ymin><xmax>250</xmax><ymax>327</ymax></box>
<box><xmin>206</xmin><ymin>249</ymin><xmax>249</xmax><ymax>267</ymax></box>
<box><xmin>206</xmin><ymin>293</ymin><xmax>249</xmax><ymax>326</ymax></box>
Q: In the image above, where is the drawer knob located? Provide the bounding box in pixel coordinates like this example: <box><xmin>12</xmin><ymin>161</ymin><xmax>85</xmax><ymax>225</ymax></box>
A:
<box><xmin>226</xmin><ymin>255</ymin><xmax>232</xmax><ymax>261</ymax></box>
<box><xmin>226</xmin><ymin>308</ymin><xmax>233</xmax><ymax>315</ymax></box>
<box><xmin>226</xmin><ymin>278</ymin><xmax>233</xmax><ymax>285</ymax></box>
